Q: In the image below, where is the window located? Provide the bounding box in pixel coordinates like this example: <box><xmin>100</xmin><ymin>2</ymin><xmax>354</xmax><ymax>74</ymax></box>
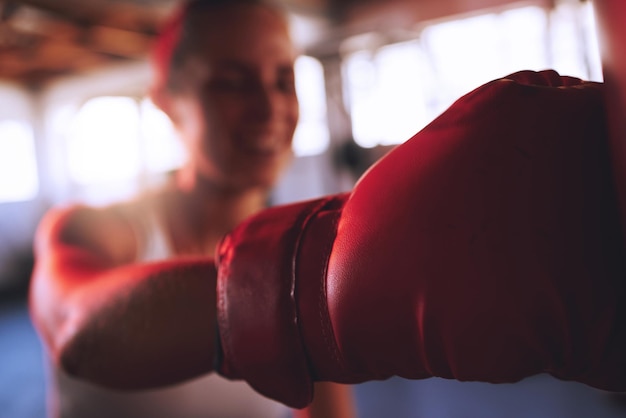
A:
<box><xmin>343</xmin><ymin>3</ymin><xmax>602</xmax><ymax>148</ymax></box>
<box><xmin>139</xmin><ymin>98</ymin><xmax>185</xmax><ymax>173</ymax></box>
<box><xmin>66</xmin><ymin>96</ymin><xmax>141</xmax><ymax>185</ymax></box>
<box><xmin>422</xmin><ymin>8</ymin><xmax>549</xmax><ymax>108</ymax></box>
<box><xmin>65</xmin><ymin>96</ymin><xmax>185</xmax><ymax>185</ymax></box>
<box><xmin>344</xmin><ymin>41</ymin><xmax>430</xmax><ymax>148</ymax></box>
<box><xmin>0</xmin><ymin>120</ymin><xmax>38</xmax><ymax>202</ymax></box>
<box><xmin>293</xmin><ymin>55</ymin><xmax>330</xmax><ymax>156</ymax></box>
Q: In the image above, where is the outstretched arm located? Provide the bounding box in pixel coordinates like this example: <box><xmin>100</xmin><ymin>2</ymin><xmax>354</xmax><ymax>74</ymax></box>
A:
<box><xmin>31</xmin><ymin>205</ymin><xmax>359</xmax><ymax>417</ymax></box>
<box><xmin>29</xmin><ymin>205</ymin><xmax>218</xmax><ymax>390</ymax></box>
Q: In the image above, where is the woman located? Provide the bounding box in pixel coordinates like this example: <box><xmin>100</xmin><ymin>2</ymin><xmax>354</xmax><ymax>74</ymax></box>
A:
<box><xmin>29</xmin><ymin>0</ymin><xmax>355</xmax><ymax>417</ymax></box>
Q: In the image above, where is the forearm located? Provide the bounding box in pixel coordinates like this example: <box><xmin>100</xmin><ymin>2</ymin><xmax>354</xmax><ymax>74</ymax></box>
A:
<box><xmin>31</xmin><ymin>253</ymin><xmax>218</xmax><ymax>390</ymax></box>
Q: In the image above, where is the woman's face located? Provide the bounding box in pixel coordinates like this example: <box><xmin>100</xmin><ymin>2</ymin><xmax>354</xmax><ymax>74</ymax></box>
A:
<box><xmin>168</xmin><ymin>4</ymin><xmax>299</xmax><ymax>192</ymax></box>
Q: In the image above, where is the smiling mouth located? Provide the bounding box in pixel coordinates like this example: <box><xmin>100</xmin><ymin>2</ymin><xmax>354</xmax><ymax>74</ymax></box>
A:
<box><xmin>238</xmin><ymin>133</ymin><xmax>290</xmax><ymax>156</ymax></box>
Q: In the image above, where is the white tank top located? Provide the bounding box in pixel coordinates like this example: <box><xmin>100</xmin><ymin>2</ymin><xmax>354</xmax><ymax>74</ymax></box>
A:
<box><xmin>47</xmin><ymin>207</ymin><xmax>289</xmax><ymax>418</ymax></box>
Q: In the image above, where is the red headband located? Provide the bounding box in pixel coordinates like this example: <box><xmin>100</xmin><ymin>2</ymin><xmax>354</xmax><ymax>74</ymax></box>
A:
<box><xmin>150</xmin><ymin>2</ymin><xmax>191</xmax><ymax>92</ymax></box>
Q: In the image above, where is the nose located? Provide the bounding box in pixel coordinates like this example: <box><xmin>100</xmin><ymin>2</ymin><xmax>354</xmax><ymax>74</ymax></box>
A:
<box><xmin>247</xmin><ymin>81</ymin><xmax>279</xmax><ymax>122</ymax></box>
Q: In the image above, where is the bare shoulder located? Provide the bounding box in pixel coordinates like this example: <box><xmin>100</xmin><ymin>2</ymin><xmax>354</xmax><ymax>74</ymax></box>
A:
<box><xmin>36</xmin><ymin>200</ymin><xmax>144</xmax><ymax>266</ymax></box>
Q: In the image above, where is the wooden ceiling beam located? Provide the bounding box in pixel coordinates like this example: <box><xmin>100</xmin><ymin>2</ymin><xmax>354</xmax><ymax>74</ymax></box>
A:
<box><xmin>10</xmin><ymin>0</ymin><xmax>173</xmax><ymax>34</ymax></box>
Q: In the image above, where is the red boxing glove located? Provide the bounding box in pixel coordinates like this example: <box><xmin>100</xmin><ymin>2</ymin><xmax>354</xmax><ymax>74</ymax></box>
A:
<box><xmin>216</xmin><ymin>70</ymin><xmax>626</xmax><ymax>408</ymax></box>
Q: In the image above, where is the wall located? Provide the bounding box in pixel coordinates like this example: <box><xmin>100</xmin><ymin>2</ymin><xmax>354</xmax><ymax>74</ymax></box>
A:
<box><xmin>0</xmin><ymin>82</ymin><xmax>42</xmax><ymax>292</ymax></box>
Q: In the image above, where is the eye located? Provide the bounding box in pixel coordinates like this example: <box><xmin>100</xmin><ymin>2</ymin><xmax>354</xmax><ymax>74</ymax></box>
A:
<box><xmin>210</xmin><ymin>75</ymin><xmax>251</xmax><ymax>92</ymax></box>
<box><xmin>277</xmin><ymin>70</ymin><xmax>296</xmax><ymax>94</ymax></box>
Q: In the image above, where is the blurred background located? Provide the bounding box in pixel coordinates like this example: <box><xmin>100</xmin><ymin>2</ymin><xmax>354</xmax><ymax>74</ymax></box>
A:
<box><xmin>1</xmin><ymin>0</ymin><xmax>625</xmax><ymax>416</ymax></box>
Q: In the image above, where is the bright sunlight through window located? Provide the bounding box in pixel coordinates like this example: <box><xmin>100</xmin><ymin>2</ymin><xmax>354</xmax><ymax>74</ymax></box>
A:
<box><xmin>140</xmin><ymin>98</ymin><xmax>186</xmax><ymax>173</ymax></box>
<box><xmin>0</xmin><ymin>120</ymin><xmax>39</xmax><ymax>202</ymax></box>
<box><xmin>293</xmin><ymin>55</ymin><xmax>330</xmax><ymax>156</ymax></box>
<box><xmin>345</xmin><ymin>41</ymin><xmax>429</xmax><ymax>148</ymax></box>
<box><xmin>66</xmin><ymin>97</ymin><xmax>141</xmax><ymax>185</ymax></box>
<box><xmin>344</xmin><ymin>4</ymin><xmax>601</xmax><ymax>148</ymax></box>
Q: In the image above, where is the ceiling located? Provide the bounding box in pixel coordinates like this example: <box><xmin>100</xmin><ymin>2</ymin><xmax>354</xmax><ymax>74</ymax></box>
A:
<box><xmin>0</xmin><ymin>0</ymin><xmax>554</xmax><ymax>88</ymax></box>
<box><xmin>0</xmin><ymin>0</ymin><xmax>181</xmax><ymax>87</ymax></box>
